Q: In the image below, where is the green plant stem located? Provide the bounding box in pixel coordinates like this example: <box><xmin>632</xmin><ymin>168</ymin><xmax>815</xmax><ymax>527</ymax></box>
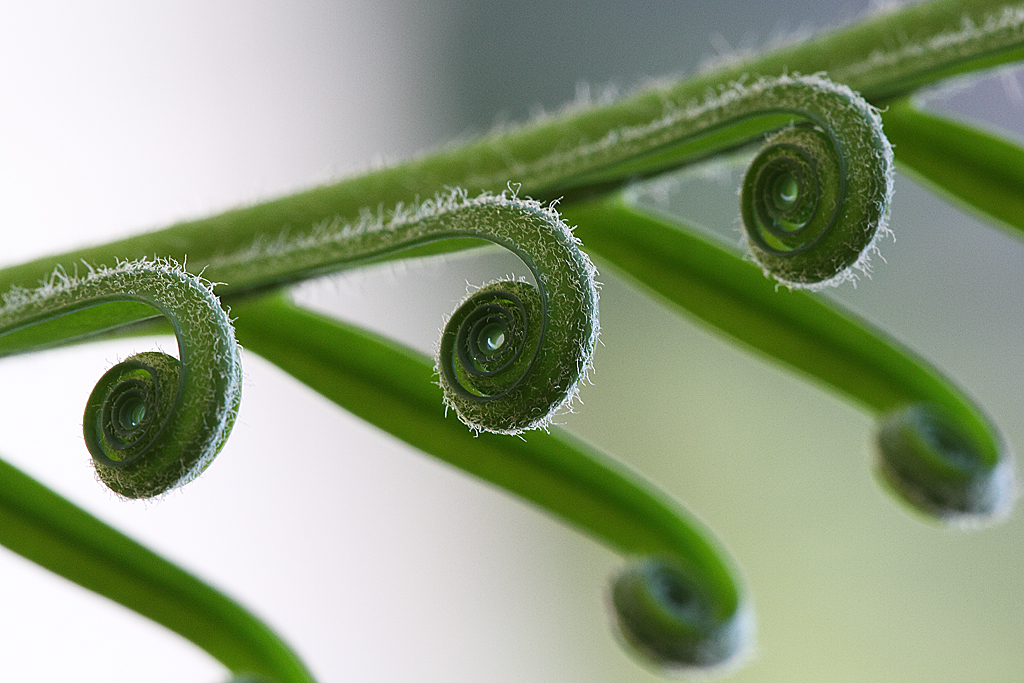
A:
<box><xmin>230</xmin><ymin>293</ymin><xmax>750</xmax><ymax>663</ymax></box>
<box><xmin>0</xmin><ymin>456</ymin><xmax>314</xmax><ymax>683</ymax></box>
<box><xmin>4</xmin><ymin>2</ymin><xmax>1022</xmax><ymax>298</ymax></box>
<box><xmin>685</xmin><ymin>0</ymin><xmax>1024</xmax><ymax>103</ymax></box>
<box><xmin>0</xmin><ymin>261</ymin><xmax>242</xmax><ymax>499</ymax></box>
<box><xmin>561</xmin><ymin>197</ymin><xmax>1009</xmax><ymax>519</ymax></box>
<box><xmin>561</xmin><ymin>198</ymin><xmax>952</xmax><ymax>414</ymax></box>
<box><xmin>881</xmin><ymin>97</ymin><xmax>1024</xmax><ymax>238</ymax></box>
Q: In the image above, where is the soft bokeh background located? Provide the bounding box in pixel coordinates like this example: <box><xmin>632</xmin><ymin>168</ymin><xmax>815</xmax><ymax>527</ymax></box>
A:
<box><xmin>1</xmin><ymin>1</ymin><xmax>1023</xmax><ymax>681</ymax></box>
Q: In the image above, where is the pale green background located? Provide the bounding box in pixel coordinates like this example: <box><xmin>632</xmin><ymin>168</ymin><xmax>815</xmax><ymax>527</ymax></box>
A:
<box><xmin>0</xmin><ymin>1</ymin><xmax>1022</xmax><ymax>682</ymax></box>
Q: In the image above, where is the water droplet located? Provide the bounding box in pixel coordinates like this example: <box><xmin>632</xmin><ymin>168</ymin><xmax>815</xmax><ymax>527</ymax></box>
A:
<box><xmin>479</xmin><ymin>322</ymin><xmax>507</xmax><ymax>353</ymax></box>
<box><xmin>772</xmin><ymin>172</ymin><xmax>799</xmax><ymax>209</ymax></box>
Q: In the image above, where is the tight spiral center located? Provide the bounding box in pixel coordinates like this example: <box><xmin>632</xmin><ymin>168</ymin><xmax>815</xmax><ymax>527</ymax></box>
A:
<box><xmin>743</xmin><ymin>137</ymin><xmax>827</xmax><ymax>252</ymax></box>
<box><xmin>86</xmin><ymin>357</ymin><xmax>179</xmax><ymax>465</ymax></box>
<box><xmin>444</xmin><ymin>286</ymin><xmax>535</xmax><ymax>396</ymax></box>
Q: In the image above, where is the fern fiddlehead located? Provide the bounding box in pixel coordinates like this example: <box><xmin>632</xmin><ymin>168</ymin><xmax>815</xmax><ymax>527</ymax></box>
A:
<box><xmin>205</xmin><ymin>190</ymin><xmax>600</xmax><ymax>434</ymax></box>
<box><xmin>435</xmin><ymin>73</ymin><xmax>894</xmax><ymax>291</ymax></box>
<box><xmin>0</xmin><ymin>260</ymin><xmax>241</xmax><ymax>498</ymax></box>
<box><xmin>4</xmin><ymin>0</ymin><xmax>1024</xmax><ymax>678</ymax></box>
<box><xmin>733</xmin><ymin>76</ymin><xmax>892</xmax><ymax>288</ymax></box>
<box><xmin>489</xmin><ymin>73</ymin><xmax>894</xmax><ymax>289</ymax></box>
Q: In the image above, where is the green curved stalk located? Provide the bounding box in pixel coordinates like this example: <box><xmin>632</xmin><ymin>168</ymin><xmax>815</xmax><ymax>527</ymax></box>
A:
<box><xmin>562</xmin><ymin>197</ymin><xmax>1013</xmax><ymax>523</ymax></box>
<box><xmin>0</xmin><ymin>260</ymin><xmax>241</xmax><ymax>499</ymax></box>
<box><xmin>5</xmin><ymin>193</ymin><xmax>598</xmax><ymax>439</ymax></box>
<box><xmin>230</xmin><ymin>293</ymin><xmax>752</xmax><ymax>672</ymax></box>
<box><xmin>0</xmin><ymin>456</ymin><xmax>314</xmax><ymax>683</ymax></box>
<box><xmin>881</xmin><ymin>97</ymin><xmax>1024</xmax><ymax>238</ymax></box>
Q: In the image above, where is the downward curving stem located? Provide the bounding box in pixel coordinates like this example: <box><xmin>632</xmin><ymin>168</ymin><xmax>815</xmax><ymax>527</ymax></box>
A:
<box><xmin>0</xmin><ymin>456</ymin><xmax>315</xmax><ymax>683</ymax></box>
<box><xmin>564</xmin><ymin>197</ymin><xmax>1014</xmax><ymax>524</ymax></box>
<box><xmin>232</xmin><ymin>293</ymin><xmax>752</xmax><ymax>673</ymax></box>
<box><xmin>4</xmin><ymin>190</ymin><xmax>601</xmax><ymax>440</ymax></box>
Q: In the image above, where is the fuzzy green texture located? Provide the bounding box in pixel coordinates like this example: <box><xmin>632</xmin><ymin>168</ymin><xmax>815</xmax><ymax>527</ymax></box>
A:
<box><xmin>0</xmin><ymin>261</ymin><xmax>241</xmax><ymax>499</ymax></box>
<box><xmin>732</xmin><ymin>77</ymin><xmax>892</xmax><ymax>287</ymax></box>
<box><xmin>429</xmin><ymin>198</ymin><xmax>598</xmax><ymax>434</ymax></box>
<box><xmin>439</xmin><ymin>280</ymin><xmax>549</xmax><ymax>432</ymax></box>
<box><xmin>0</xmin><ymin>75</ymin><xmax>889</xmax><ymax>293</ymax></box>
<box><xmin>211</xmin><ymin>189</ymin><xmax>600</xmax><ymax>434</ymax></box>
<box><xmin>0</xmin><ymin>0</ymin><xmax>1023</xmax><ymax>678</ymax></box>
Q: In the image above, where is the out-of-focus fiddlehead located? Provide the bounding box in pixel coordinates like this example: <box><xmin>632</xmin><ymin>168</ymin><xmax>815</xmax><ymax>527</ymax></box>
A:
<box><xmin>231</xmin><ymin>293</ymin><xmax>753</xmax><ymax>673</ymax></box>
<box><xmin>0</xmin><ymin>260</ymin><xmax>241</xmax><ymax>498</ymax></box>
<box><xmin>611</xmin><ymin>556</ymin><xmax>748</xmax><ymax>672</ymax></box>
<box><xmin>563</xmin><ymin>197</ymin><xmax>1015</xmax><ymax>525</ymax></box>
<box><xmin>876</xmin><ymin>403</ymin><xmax>1013</xmax><ymax>523</ymax></box>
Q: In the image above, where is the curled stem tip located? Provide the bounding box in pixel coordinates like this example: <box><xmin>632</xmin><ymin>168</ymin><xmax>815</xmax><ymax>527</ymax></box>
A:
<box><xmin>876</xmin><ymin>403</ymin><xmax>1015</xmax><ymax>524</ymax></box>
<box><xmin>0</xmin><ymin>259</ymin><xmax>241</xmax><ymax>499</ymax></box>
<box><xmin>86</xmin><ymin>267</ymin><xmax>242</xmax><ymax>499</ymax></box>
<box><xmin>426</xmin><ymin>194</ymin><xmax>599</xmax><ymax>434</ymax></box>
<box><xmin>514</xmin><ymin>74</ymin><xmax>892</xmax><ymax>290</ymax></box>
<box><xmin>206</xmin><ymin>188</ymin><xmax>598</xmax><ymax>435</ymax></box>
<box><xmin>611</xmin><ymin>557</ymin><xmax>752</xmax><ymax>674</ymax></box>
<box><xmin>738</xmin><ymin>76</ymin><xmax>894</xmax><ymax>289</ymax></box>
